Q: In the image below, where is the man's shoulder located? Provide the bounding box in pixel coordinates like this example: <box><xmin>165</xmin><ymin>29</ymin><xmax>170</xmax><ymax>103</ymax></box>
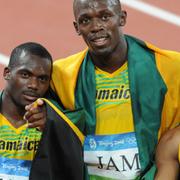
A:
<box><xmin>126</xmin><ymin>35</ymin><xmax>180</xmax><ymax>70</ymax></box>
<box><xmin>161</xmin><ymin>126</ymin><xmax>180</xmax><ymax>145</ymax></box>
<box><xmin>159</xmin><ymin>49</ymin><xmax>180</xmax><ymax>63</ymax></box>
<box><xmin>147</xmin><ymin>42</ymin><xmax>180</xmax><ymax>66</ymax></box>
<box><xmin>53</xmin><ymin>49</ymin><xmax>88</xmax><ymax>67</ymax></box>
<box><xmin>171</xmin><ymin>126</ymin><xmax>180</xmax><ymax>142</ymax></box>
<box><xmin>153</xmin><ymin>48</ymin><xmax>180</xmax><ymax>79</ymax></box>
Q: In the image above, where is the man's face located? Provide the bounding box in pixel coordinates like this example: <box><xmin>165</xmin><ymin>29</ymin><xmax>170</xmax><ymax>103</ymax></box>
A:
<box><xmin>4</xmin><ymin>53</ymin><xmax>52</xmax><ymax>108</ymax></box>
<box><xmin>74</xmin><ymin>0</ymin><xmax>126</xmax><ymax>56</ymax></box>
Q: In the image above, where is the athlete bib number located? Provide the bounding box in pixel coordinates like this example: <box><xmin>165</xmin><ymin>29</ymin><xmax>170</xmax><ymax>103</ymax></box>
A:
<box><xmin>84</xmin><ymin>132</ymin><xmax>141</xmax><ymax>180</ymax></box>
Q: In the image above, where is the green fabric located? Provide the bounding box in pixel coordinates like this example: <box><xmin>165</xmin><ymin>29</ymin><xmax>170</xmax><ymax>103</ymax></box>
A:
<box><xmin>126</xmin><ymin>35</ymin><xmax>167</xmax><ymax>177</ymax></box>
<box><xmin>75</xmin><ymin>54</ymin><xmax>96</xmax><ymax>134</ymax></box>
<box><xmin>141</xmin><ymin>165</ymin><xmax>157</xmax><ymax>180</ymax></box>
<box><xmin>46</xmin><ymin>88</ymin><xmax>87</xmax><ymax>133</ymax></box>
<box><xmin>90</xmin><ymin>175</ymin><xmax>118</xmax><ymax>180</ymax></box>
<box><xmin>73</xmin><ymin>35</ymin><xmax>167</xmax><ymax>179</ymax></box>
<box><xmin>135</xmin><ymin>165</ymin><xmax>156</xmax><ymax>180</ymax></box>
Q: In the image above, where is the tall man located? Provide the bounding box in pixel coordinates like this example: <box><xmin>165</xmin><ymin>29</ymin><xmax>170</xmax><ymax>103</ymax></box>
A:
<box><xmin>29</xmin><ymin>0</ymin><xmax>180</xmax><ymax>179</ymax></box>
<box><xmin>0</xmin><ymin>42</ymin><xmax>52</xmax><ymax>180</ymax></box>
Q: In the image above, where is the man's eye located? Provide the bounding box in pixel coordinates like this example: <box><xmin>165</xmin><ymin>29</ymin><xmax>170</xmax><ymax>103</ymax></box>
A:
<box><xmin>39</xmin><ymin>76</ymin><xmax>48</xmax><ymax>82</ymax></box>
<box><xmin>21</xmin><ymin>72</ymin><xmax>29</xmax><ymax>78</ymax></box>
<box><xmin>81</xmin><ymin>18</ymin><xmax>90</xmax><ymax>24</ymax></box>
<box><xmin>102</xmin><ymin>15</ymin><xmax>110</xmax><ymax>21</ymax></box>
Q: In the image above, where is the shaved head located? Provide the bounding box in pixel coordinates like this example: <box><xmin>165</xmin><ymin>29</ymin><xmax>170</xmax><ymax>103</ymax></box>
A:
<box><xmin>73</xmin><ymin>0</ymin><xmax>121</xmax><ymax>19</ymax></box>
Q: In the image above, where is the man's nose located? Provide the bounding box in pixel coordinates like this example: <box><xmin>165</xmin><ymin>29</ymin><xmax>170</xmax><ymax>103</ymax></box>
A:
<box><xmin>28</xmin><ymin>77</ymin><xmax>38</xmax><ymax>90</ymax></box>
<box><xmin>91</xmin><ymin>18</ymin><xmax>104</xmax><ymax>32</ymax></box>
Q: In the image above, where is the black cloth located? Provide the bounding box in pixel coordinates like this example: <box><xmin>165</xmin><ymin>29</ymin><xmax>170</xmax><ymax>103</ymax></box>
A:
<box><xmin>29</xmin><ymin>101</ymin><xmax>84</xmax><ymax>180</ymax></box>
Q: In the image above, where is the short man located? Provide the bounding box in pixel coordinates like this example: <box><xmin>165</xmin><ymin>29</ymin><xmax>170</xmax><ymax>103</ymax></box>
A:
<box><xmin>0</xmin><ymin>42</ymin><xmax>52</xmax><ymax>180</ymax></box>
<box><xmin>29</xmin><ymin>0</ymin><xmax>180</xmax><ymax>179</ymax></box>
<box><xmin>155</xmin><ymin>126</ymin><xmax>180</xmax><ymax>180</ymax></box>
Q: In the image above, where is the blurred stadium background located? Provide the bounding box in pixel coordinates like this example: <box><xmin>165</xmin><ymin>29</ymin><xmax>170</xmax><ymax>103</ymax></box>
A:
<box><xmin>0</xmin><ymin>0</ymin><xmax>179</xmax><ymax>89</ymax></box>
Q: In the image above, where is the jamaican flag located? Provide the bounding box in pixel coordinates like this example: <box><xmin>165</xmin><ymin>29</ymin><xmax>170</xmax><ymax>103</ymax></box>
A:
<box><xmin>29</xmin><ymin>99</ymin><xmax>85</xmax><ymax>180</ymax></box>
<box><xmin>32</xmin><ymin>35</ymin><xmax>180</xmax><ymax>180</ymax></box>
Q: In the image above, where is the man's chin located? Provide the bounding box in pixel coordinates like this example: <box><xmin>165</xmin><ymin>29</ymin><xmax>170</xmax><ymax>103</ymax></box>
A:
<box><xmin>22</xmin><ymin>99</ymin><xmax>38</xmax><ymax>107</ymax></box>
<box><xmin>90</xmin><ymin>47</ymin><xmax>112</xmax><ymax>57</ymax></box>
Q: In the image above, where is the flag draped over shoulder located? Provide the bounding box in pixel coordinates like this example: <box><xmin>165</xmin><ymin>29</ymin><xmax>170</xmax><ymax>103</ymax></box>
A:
<box><xmin>29</xmin><ymin>99</ymin><xmax>85</xmax><ymax>180</ymax></box>
<box><xmin>44</xmin><ymin>35</ymin><xmax>180</xmax><ymax>179</ymax></box>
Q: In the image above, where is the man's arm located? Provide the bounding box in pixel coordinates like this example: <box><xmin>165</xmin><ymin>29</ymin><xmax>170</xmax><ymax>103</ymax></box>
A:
<box><xmin>155</xmin><ymin>127</ymin><xmax>180</xmax><ymax>180</ymax></box>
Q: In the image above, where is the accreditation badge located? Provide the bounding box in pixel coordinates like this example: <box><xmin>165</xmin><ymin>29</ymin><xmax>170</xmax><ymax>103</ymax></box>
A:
<box><xmin>84</xmin><ymin>132</ymin><xmax>141</xmax><ymax>180</ymax></box>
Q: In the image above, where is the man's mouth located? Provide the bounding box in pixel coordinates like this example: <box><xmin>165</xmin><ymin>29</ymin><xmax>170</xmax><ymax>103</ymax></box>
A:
<box><xmin>91</xmin><ymin>37</ymin><xmax>108</xmax><ymax>46</ymax></box>
<box><xmin>23</xmin><ymin>92</ymin><xmax>39</xmax><ymax>102</ymax></box>
<box><xmin>89</xmin><ymin>32</ymin><xmax>110</xmax><ymax>47</ymax></box>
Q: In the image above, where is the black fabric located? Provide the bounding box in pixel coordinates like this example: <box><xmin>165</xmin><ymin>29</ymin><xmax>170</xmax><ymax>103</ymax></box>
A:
<box><xmin>29</xmin><ymin>102</ymin><xmax>84</xmax><ymax>180</ymax></box>
<box><xmin>45</xmin><ymin>88</ymin><xmax>65</xmax><ymax>111</ymax></box>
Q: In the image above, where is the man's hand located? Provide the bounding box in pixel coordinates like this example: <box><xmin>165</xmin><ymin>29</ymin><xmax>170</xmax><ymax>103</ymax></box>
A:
<box><xmin>24</xmin><ymin>99</ymin><xmax>46</xmax><ymax>131</ymax></box>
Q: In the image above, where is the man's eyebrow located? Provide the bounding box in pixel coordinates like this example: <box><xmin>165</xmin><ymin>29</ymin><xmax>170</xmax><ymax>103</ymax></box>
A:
<box><xmin>78</xmin><ymin>12</ymin><xmax>90</xmax><ymax>18</ymax></box>
<box><xmin>78</xmin><ymin>9</ymin><xmax>112</xmax><ymax>18</ymax></box>
<box><xmin>39</xmin><ymin>74</ymin><xmax>50</xmax><ymax>78</ymax></box>
<box><xmin>18</xmin><ymin>68</ymin><xmax>31</xmax><ymax>72</ymax></box>
<box><xmin>99</xmin><ymin>9</ymin><xmax>114</xmax><ymax>14</ymax></box>
<box><xmin>17</xmin><ymin>69</ymin><xmax>33</xmax><ymax>75</ymax></box>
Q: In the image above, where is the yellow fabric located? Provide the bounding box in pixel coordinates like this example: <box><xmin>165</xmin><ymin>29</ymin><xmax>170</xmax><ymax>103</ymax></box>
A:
<box><xmin>0</xmin><ymin>114</ymin><xmax>41</xmax><ymax>161</ymax></box>
<box><xmin>146</xmin><ymin>43</ymin><xmax>180</xmax><ymax>138</ymax></box>
<box><xmin>51</xmin><ymin>49</ymin><xmax>87</xmax><ymax>110</ymax></box>
<box><xmin>51</xmin><ymin>44</ymin><xmax>180</xmax><ymax>138</ymax></box>
<box><xmin>40</xmin><ymin>98</ymin><xmax>85</xmax><ymax>144</ymax></box>
<box><xmin>95</xmin><ymin>62</ymin><xmax>134</xmax><ymax>135</ymax></box>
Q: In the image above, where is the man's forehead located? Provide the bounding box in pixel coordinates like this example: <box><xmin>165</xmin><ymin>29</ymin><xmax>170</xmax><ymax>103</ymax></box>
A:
<box><xmin>18</xmin><ymin>52</ymin><xmax>34</xmax><ymax>64</ymax></box>
<box><xmin>74</xmin><ymin>0</ymin><xmax>120</xmax><ymax>18</ymax></box>
<box><xmin>74</xmin><ymin>0</ymin><xmax>119</xmax><ymax>8</ymax></box>
<box><xmin>16</xmin><ymin>53</ymin><xmax>41</xmax><ymax>68</ymax></box>
<box><xmin>14</xmin><ymin>58</ymin><xmax>49</xmax><ymax>74</ymax></box>
<box><xmin>89</xmin><ymin>0</ymin><xmax>118</xmax><ymax>8</ymax></box>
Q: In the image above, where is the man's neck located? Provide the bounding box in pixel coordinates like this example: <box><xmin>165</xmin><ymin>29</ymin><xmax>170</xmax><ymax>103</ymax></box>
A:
<box><xmin>90</xmin><ymin>38</ymin><xmax>127</xmax><ymax>73</ymax></box>
<box><xmin>91</xmin><ymin>53</ymin><xmax>127</xmax><ymax>73</ymax></box>
<box><xmin>1</xmin><ymin>91</ymin><xmax>26</xmax><ymax>128</ymax></box>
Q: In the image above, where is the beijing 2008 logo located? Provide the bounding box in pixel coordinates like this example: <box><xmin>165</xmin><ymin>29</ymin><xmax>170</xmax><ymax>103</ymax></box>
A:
<box><xmin>89</xmin><ymin>138</ymin><xmax>97</xmax><ymax>150</ymax></box>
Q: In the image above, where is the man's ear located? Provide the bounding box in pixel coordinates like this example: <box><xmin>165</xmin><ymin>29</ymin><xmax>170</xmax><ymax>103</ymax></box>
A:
<box><xmin>73</xmin><ymin>21</ymin><xmax>81</xmax><ymax>35</ymax></box>
<box><xmin>119</xmin><ymin>10</ymin><xmax>127</xmax><ymax>26</ymax></box>
<box><xmin>3</xmin><ymin>67</ymin><xmax>11</xmax><ymax>80</ymax></box>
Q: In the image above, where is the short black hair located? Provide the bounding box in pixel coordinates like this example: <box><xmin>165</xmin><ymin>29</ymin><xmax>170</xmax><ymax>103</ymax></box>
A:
<box><xmin>8</xmin><ymin>42</ymin><xmax>53</xmax><ymax>68</ymax></box>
